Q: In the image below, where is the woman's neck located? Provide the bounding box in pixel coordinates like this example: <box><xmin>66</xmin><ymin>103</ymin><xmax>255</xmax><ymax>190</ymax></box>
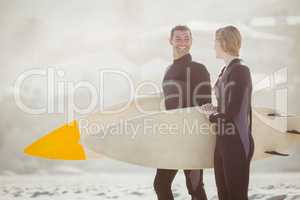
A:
<box><xmin>223</xmin><ymin>55</ymin><xmax>239</xmax><ymax>67</ymax></box>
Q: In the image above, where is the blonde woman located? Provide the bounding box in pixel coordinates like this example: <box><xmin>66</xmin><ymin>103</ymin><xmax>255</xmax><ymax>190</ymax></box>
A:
<box><xmin>209</xmin><ymin>25</ymin><xmax>254</xmax><ymax>199</ymax></box>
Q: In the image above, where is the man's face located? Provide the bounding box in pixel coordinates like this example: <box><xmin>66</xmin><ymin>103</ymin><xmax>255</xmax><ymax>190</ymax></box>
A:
<box><xmin>170</xmin><ymin>30</ymin><xmax>192</xmax><ymax>55</ymax></box>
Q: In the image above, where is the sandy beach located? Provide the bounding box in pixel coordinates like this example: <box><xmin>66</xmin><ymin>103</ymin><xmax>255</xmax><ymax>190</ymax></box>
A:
<box><xmin>1</xmin><ymin>171</ymin><xmax>300</xmax><ymax>200</ymax></box>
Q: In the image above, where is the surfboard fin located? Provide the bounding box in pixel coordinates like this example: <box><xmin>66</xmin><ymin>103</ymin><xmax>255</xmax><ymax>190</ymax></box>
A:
<box><xmin>264</xmin><ymin>151</ymin><xmax>289</xmax><ymax>156</ymax></box>
<box><xmin>287</xmin><ymin>130</ymin><xmax>300</xmax><ymax>135</ymax></box>
<box><xmin>267</xmin><ymin>113</ymin><xmax>296</xmax><ymax>117</ymax></box>
<box><xmin>24</xmin><ymin>120</ymin><xmax>86</xmax><ymax>160</ymax></box>
<box><xmin>267</xmin><ymin>113</ymin><xmax>278</xmax><ymax>117</ymax></box>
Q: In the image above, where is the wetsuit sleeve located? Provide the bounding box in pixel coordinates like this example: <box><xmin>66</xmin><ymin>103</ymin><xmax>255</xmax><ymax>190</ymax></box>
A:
<box><xmin>192</xmin><ymin>66</ymin><xmax>212</xmax><ymax>106</ymax></box>
<box><xmin>162</xmin><ymin>65</ymin><xmax>188</xmax><ymax>110</ymax></box>
<box><xmin>210</xmin><ymin>66</ymin><xmax>250</xmax><ymax>122</ymax></box>
<box><xmin>163</xmin><ymin>80</ymin><xmax>187</xmax><ymax>110</ymax></box>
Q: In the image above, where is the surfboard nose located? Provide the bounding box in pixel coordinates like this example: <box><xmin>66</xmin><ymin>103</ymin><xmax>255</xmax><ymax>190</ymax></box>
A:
<box><xmin>24</xmin><ymin>120</ymin><xmax>86</xmax><ymax>160</ymax></box>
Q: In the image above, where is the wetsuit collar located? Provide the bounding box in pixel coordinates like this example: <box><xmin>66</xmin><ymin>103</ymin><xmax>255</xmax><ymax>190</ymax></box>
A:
<box><xmin>227</xmin><ymin>58</ymin><xmax>242</xmax><ymax>68</ymax></box>
<box><xmin>218</xmin><ymin>58</ymin><xmax>242</xmax><ymax>78</ymax></box>
<box><xmin>173</xmin><ymin>53</ymin><xmax>192</xmax><ymax>65</ymax></box>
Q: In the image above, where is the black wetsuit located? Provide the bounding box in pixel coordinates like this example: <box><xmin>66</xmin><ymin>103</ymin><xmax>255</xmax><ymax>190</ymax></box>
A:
<box><xmin>154</xmin><ymin>54</ymin><xmax>211</xmax><ymax>200</ymax></box>
<box><xmin>209</xmin><ymin>58</ymin><xmax>255</xmax><ymax>200</ymax></box>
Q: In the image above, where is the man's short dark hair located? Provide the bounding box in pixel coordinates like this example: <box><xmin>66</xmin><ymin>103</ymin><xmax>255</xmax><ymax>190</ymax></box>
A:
<box><xmin>170</xmin><ymin>25</ymin><xmax>192</xmax><ymax>39</ymax></box>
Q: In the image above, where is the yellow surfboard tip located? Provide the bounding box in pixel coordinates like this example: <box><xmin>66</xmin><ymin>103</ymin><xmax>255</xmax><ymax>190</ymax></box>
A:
<box><xmin>24</xmin><ymin>120</ymin><xmax>86</xmax><ymax>160</ymax></box>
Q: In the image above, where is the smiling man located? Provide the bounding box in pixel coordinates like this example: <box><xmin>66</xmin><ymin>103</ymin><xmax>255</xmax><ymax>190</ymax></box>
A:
<box><xmin>153</xmin><ymin>25</ymin><xmax>211</xmax><ymax>200</ymax></box>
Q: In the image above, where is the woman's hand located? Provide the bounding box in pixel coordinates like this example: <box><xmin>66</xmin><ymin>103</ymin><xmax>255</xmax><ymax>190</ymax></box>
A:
<box><xmin>209</xmin><ymin>112</ymin><xmax>226</xmax><ymax>123</ymax></box>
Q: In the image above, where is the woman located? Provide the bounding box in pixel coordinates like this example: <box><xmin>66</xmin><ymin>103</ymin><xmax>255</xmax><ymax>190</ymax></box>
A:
<box><xmin>208</xmin><ymin>25</ymin><xmax>255</xmax><ymax>199</ymax></box>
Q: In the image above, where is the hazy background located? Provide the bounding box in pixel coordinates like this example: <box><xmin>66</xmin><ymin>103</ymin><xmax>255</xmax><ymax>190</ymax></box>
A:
<box><xmin>0</xmin><ymin>0</ymin><xmax>299</xmax><ymax>175</ymax></box>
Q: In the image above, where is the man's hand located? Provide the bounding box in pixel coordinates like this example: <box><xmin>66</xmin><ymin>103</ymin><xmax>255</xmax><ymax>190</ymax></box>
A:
<box><xmin>200</xmin><ymin>103</ymin><xmax>217</xmax><ymax>115</ymax></box>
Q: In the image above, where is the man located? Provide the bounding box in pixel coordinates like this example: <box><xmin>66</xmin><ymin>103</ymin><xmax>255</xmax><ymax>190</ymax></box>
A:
<box><xmin>153</xmin><ymin>25</ymin><xmax>211</xmax><ymax>200</ymax></box>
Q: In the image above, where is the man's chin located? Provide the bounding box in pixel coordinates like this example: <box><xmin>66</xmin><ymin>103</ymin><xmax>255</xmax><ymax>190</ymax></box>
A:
<box><xmin>176</xmin><ymin>48</ymin><xmax>190</xmax><ymax>56</ymax></box>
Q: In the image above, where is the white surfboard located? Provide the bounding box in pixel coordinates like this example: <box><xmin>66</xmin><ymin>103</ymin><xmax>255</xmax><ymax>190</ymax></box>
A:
<box><xmin>79</xmin><ymin>94</ymin><xmax>300</xmax><ymax>169</ymax></box>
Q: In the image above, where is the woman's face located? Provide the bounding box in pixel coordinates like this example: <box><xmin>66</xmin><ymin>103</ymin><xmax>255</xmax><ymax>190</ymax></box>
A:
<box><xmin>214</xmin><ymin>39</ymin><xmax>225</xmax><ymax>59</ymax></box>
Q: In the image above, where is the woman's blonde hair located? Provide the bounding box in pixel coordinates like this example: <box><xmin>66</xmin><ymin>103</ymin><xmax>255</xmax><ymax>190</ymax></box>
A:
<box><xmin>215</xmin><ymin>25</ymin><xmax>242</xmax><ymax>56</ymax></box>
